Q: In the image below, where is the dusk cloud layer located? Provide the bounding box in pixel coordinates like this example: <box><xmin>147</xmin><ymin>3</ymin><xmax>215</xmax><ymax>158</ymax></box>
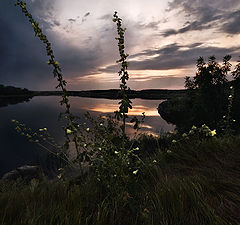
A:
<box><xmin>0</xmin><ymin>0</ymin><xmax>240</xmax><ymax>90</ymax></box>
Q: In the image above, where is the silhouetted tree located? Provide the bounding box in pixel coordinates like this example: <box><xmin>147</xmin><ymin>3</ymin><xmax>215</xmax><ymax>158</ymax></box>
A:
<box><xmin>185</xmin><ymin>55</ymin><xmax>230</xmax><ymax>90</ymax></box>
<box><xmin>232</xmin><ymin>57</ymin><xmax>240</xmax><ymax>80</ymax></box>
<box><xmin>230</xmin><ymin>57</ymin><xmax>240</xmax><ymax>133</ymax></box>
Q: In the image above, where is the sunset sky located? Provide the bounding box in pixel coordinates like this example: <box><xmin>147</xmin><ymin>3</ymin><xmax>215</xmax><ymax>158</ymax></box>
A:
<box><xmin>1</xmin><ymin>0</ymin><xmax>240</xmax><ymax>90</ymax></box>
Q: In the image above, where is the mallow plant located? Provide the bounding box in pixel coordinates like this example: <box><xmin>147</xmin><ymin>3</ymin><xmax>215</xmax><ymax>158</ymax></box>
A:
<box><xmin>13</xmin><ymin>1</ymin><xmax>145</xmax><ymax>190</ymax></box>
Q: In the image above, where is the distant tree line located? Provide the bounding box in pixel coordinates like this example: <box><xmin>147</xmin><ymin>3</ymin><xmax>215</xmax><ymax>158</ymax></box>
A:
<box><xmin>0</xmin><ymin>84</ymin><xmax>31</xmax><ymax>95</ymax></box>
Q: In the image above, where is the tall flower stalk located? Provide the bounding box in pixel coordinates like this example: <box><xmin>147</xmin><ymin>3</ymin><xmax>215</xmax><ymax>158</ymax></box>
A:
<box><xmin>113</xmin><ymin>12</ymin><xmax>132</xmax><ymax>137</ymax></box>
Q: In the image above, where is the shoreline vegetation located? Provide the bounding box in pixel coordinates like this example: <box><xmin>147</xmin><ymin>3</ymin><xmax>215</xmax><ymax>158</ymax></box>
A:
<box><xmin>0</xmin><ymin>84</ymin><xmax>188</xmax><ymax>99</ymax></box>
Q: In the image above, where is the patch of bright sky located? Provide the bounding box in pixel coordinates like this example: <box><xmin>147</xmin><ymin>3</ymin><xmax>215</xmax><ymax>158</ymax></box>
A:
<box><xmin>45</xmin><ymin>0</ymin><xmax>171</xmax><ymax>50</ymax></box>
<box><xmin>71</xmin><ymin>68</ymin><xmax>187</xmax><ymax>84</ymax></box>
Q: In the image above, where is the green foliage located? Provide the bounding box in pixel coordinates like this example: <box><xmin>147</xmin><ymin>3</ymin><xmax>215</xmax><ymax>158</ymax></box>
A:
<box><xmin>1</xmin><ymin>135</ymin><xmax>240</xmax><ymax>225</ymax></box>
<box><xmin>185</xmin><ymin>55</ymin><xmax>230</xmax><ymax>90</ymax></box>
<box><xmin>162</xmin><ymin>55</ymin><xmax>239</xmax><ymax>134</ymax></box>
<box><xmin>232</xmin><ymin>56</ymin><xmax>240</xmax><ymax>80</ymax></box>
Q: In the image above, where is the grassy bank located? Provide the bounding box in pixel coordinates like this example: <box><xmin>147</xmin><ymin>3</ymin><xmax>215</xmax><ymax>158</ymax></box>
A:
<box><xmin>1</xmin><ymin>134</ymin><xmax>240</xmax><ymax>225</ymax></box>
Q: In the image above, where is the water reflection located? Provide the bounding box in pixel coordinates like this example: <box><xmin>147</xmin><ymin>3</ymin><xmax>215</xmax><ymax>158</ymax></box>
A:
<box><xmin>0</xmin><ymin>96</ymin><xmax>174</xmax><ymax>176</ymax></box>
<box><xmin>69</xmin><ymin>97</ymin><xmax>175</xmax><ymax>135</ymax></box>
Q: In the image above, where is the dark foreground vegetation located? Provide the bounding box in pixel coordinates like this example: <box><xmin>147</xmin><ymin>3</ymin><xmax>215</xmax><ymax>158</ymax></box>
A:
<box><xmin>158</xmin><ymin>55</ymin><xmax>240</xmax><ymax>135</ymax></box>
<box><xmin>1</xmin><ymin>133</ymin><xmax>240</xmax><ymax>225</ymax></box>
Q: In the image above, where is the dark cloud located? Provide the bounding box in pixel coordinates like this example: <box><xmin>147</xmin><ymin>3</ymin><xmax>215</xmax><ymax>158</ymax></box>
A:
<box><xmin>28</xmin><ymin>0</ymin><xmax>59</xmax><ymax>30</ymax></box>
<box><xmin>165</xmin><ymin>0</ymin><xmax>240</xmax><ymax>36</ymax></box>
<box><xmin>82</xmin><ymin>12</ymin><xmax>90</xmax><ymax>23</ymax></box>
<box><xmin>0</xmin><ymin>2</ymin><xmax>103</xmax><ymax>90</ymax></box>
<box><xmin>138</xmin><ymin>21</ymin><xmax>161</xmax><ymax>30</ymax></box>
<box><xmin>162</xmin><ymin>20</ymin><xmax>214</xmax><ymax>37</ymax></box>
<box><xmin>0</xmin><ymin>1</ymin><xmax>52</xmax><ymax>89</ymax></box>
<box><xmin>68</xmin><ymin>18</ymin><xmax>76</xmax><ymax>22</ymax></box>
<box><xmin>101</xmin><ymin>43</ymin><xmax>240</xmax><ymax>72</ymax></box>
<box><xmin>222</xmin><ymin>10</ymin><xmax>240</xmax><ymax>34</ymax></box>
<box><xmin>53</xmin><ymin>20</ymin><xmax>61</xmax><ymax>26</ymax></box>
<box><xmin>84</xmin><ymin>12</ymin><xmax>90</xmax><ymax>17</ymax></box>
<box><xmin>98</xmin><ymin>14</ymin><xmax>112</xmax><ymax>20</ymax></box>
<box><xmin>67</xmin><ymin>12</ymin><xmax>90</xmax><ymax>24</ymax></box>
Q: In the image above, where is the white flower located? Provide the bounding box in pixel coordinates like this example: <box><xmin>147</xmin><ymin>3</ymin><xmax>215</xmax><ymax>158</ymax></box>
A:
<box><xmin>66</xmin><ymin>129</ymin><xmax>72</xmax><ymax>134</ymax></box>
<box><xmin>210</xmin><ymin>129</ymin><xmax>216</xmax><ymax>136</ymax></box>
<box><xmin>172</xmin><ymin>140</ymin><xmax>177</xmax><ymax>143</ymax></box>
<box><xmin>134</xmin><ymin>147</ymin><xmax>139</xmax><ymax>151</ymax></box>
<box><xmin>39</xmin><ymin>128</ymin><xmax>47</xmax><ymax>132</ymax></box>
<box><xmin>153</xmin><ymin>160</ymin><xmax>157</xmax><ymax>163</ymax></box>
<box><xmin>86</xmin><ymin>128</ymin><xmax>90</xmax><ymax>132</ymax></box>
<box><xmin>100</xmin><ymin>123</ymin><xmax>103</xmax><ymax>126</ymax></box>
<box><xmin>229</xmin><ymin>95</ymin><xmax>232</xmax><ymax>98</ymax></box>
<box><xmin>133</xmin><ymin>169</ymin><xmax>138</xmax><ymax>175</ymax></box>
<box><xmin>83</xmin><ymin>144</ymin><xmax>87</xmax><ymax>147</ymax></box>
<box><xmin>230</xmin><ymin>86</ymin><xmax>233</xmax><ymax>89</ymax></box>
<box><xmin>98</xmin><ymin>147</ymin><xmax>102</xmax><ymax>151</ymax></box>
<box><xmin>189</xmin><ymin>130</ymin><xmax>195</xmax><ymax>135</ymax></box>
<box><xmin>202</xmin><ymin>124</ymin><xmax>208</xmax><ymax>129</ymax></box>
<box><xmin>114</xmin><ymin>151</ymin><xmax>119</xmax><ymax>154</ymax></box>
<box><xmin>191</xmin><ymin>125</ymin><xmax>197</xmax><ymax>130</ymax></box>
<box><xmin>167</xmin><ymin>150</ymin><xmax>172</xmax><ymax>154</ymax></box>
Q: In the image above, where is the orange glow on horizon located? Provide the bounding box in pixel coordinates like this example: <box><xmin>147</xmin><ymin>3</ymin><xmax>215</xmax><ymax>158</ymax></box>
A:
<box><xmin>84</xmin><ymin>103</ymin><xmax>159</xmax><ymax>116</ymax></box>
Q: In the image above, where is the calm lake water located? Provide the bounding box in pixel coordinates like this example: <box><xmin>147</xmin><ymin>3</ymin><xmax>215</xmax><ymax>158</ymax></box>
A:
<box><xmin>0</xmin><ymin>96</ymin><xmax>174</xmax><ymax>176</ymax></box>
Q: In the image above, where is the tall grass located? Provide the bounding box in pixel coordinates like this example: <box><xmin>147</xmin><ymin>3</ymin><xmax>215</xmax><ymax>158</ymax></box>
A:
<box><xmin>1</xmin><ymin>135</ymin><xmax>240</xmax><ymax>225</ymax></box>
